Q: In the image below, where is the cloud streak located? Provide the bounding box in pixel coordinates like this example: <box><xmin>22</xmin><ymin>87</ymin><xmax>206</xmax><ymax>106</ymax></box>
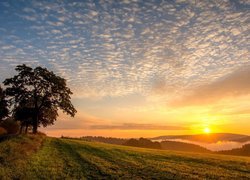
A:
<box><xmin>90</xmin><ymin>123</ymin><xmax>188</xmax><ymax>130</ymax></box>
<box><xmin>171</xmin><ymin>65</ymin><xmax>250</xmax><ymax>106</ymax></box>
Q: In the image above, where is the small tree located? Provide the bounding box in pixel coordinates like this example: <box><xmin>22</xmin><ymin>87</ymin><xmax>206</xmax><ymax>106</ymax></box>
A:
<box><xmin>0</xmin><ymin>86</ymin><xmax>9</xmax><ymax>122</ymax></box>
<box><xmin>4</xmin><ymin>64</ymin><xmax>77</xmax><ymax>133</ymax></box>
<box><xmin>14</xmin><ymin>106</ymin><xmax>34</xmax><ymax>134</ymax></box>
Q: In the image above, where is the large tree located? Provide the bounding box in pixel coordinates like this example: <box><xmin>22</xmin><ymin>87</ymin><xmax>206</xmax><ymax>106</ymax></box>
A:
<box><xmin>3</xmin><ymin>64</ymin><xmax>77</xmax><ymax>133</ymax></box>
<box><xmin>0</xmin><ymin>86</ymin><xmax>8</xmax><ymax>121</ymax></box>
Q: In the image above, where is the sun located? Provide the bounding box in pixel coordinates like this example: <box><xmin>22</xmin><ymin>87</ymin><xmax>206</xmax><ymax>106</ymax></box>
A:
<box><xmin>204</xmin><ymin>127</ymin><xmax>211</xmax><ymax>134</ymax></box>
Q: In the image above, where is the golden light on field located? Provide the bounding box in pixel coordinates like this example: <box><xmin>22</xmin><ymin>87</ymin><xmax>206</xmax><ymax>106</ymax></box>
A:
<box><xmin>204</xmin><ymin>127</ymin><xmax>211</xmax><ymax>134</ymax></box>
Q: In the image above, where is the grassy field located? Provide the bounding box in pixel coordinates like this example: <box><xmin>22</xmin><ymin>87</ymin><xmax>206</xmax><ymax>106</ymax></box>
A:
<box><xmin>0</xmin><ymin>135</ymin><xmax>250</xmax><ymax>179</ymax></box>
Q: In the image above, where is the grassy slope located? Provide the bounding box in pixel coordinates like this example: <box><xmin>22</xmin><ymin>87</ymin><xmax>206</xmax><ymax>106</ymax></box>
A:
<box><xmin>0</xmin><ymin>134</ymin><xmax>45</xmax><ymax>179</ymax></box>
<box><xmin>1</xmin><ymin>136</ymin><xmax>250</xmax><ymax>179</ymax></box>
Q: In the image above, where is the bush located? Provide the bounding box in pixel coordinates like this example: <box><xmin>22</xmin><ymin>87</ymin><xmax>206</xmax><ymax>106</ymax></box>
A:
<box><xmin>0</xmin><ymin>127</ymin><xmax>7</xmax><ymax>135</ymax></box>
<box><xmin>0</xmin><ymin>118</ymin><xmax>20</xmax><ymax>134</ymax></box>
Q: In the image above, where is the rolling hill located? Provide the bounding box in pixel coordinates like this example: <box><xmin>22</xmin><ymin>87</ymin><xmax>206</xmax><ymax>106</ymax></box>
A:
<box><xmin>122</xmin><ymin>137</ymin><xmax>211</xmax><ymax>153</ymax></box>
<box><xmin>0</xmin><ymin>135</ymin><xmax>249</xmax><ymax>179</ymax></box>
<box><xmin>151</xmin><ymin>133</ymin><xmax>250</xmax><ymax>143</ymax></box>
<box><xmin>160</xmin><ymin>140</ymin><xmax>211</xmax><ymax>153</ymax></box>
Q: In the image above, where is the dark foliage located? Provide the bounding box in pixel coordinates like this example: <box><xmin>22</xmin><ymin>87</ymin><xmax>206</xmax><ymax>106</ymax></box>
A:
<box><xmin>0</xmin><ymin>118</ymin><xmax>19</xmax><ymax>134</ymax></box>
<box><xmin>80</xmin><ymin>136</ymin><xmax>127</xmax><ymax>145</ymax></box>
<box><xmin>14</xmin><ymin>107</ymin><xmax>34</xmax><ymax>133</ymax></box>
<box><xmin>3</xmin><ymin>64</ymin><xmax>77</xmax><ymax>133</ymax></box>
<box><xmin>217</xmin><ymin>144</ymin><xmax>250</xmax><ymax>157</ymax></box>
<box><xmin>0</xmin><ymin>127</ymin><xmax>7</xmax><ymax>135</ymax></box>
<box><xmin>0</xmin><ymin>86</ymin><xmax>9</xmax><ymax>121</ymax></box>
<box><xmin>161</xmin><ymin>141</ymin><xmax>210</xmax><ymax>153</ymax></box>
<box><xmin>123</xmin><ymin>138</ymin><xmax>161</xmax><ymax>149</ymax></box>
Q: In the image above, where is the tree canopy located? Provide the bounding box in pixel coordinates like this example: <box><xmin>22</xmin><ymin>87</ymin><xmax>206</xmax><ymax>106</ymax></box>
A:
<box><xmin>3</xmin><ymin>64</ymin><xmax>77</xmax><ymax>133</ymax></box>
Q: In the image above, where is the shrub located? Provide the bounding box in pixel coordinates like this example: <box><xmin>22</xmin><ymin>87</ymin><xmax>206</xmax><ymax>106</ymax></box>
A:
<box><xmin>0</xmin><ymin>127</ymin><xmax>7</xmax><ymax>135</ymax></box>
<box><xmin>0</xmin><ymin>118</ymin><xmax>20</xmax><ymax>134</ymax></box>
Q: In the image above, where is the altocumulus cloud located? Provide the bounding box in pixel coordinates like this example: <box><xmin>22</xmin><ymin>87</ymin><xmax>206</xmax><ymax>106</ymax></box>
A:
<box><xmin>0</xmin><ymin>0</ymin><xmax>249</xmax><ymax>100</ymax></box>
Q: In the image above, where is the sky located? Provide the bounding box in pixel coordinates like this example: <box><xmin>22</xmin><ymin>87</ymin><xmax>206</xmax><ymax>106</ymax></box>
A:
<box><xmin>0</xmin><ymin>0</ymin><xmax>249</xmax><ymax>137</ymax></box>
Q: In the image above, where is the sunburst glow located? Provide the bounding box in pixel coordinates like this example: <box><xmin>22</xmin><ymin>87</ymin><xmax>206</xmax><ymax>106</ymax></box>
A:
<box><xmin>204</xmin><ymin>127</ymin><xmax>211</xmax><ymax>134</ymax></box>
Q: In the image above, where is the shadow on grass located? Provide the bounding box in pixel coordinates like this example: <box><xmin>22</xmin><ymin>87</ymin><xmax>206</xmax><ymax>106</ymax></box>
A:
<box><xmin>54</xmin><ymin>139</ymin><xmax>113</xmax><ymax>179</ymax></box>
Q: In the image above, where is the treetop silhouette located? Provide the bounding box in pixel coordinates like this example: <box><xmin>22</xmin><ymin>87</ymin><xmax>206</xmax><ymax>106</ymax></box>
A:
<box><xmin>3</xmin><ymin>64</ymin><xmax>77</xmax><ymax>133</ymax></box>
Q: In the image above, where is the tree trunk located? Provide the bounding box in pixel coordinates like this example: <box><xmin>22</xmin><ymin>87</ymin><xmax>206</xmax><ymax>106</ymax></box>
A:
<box><xmin>25</xmin><ymin>124</ymin><xmax>28</xmax><ymax>134</ymax></box>
<box><xmin>32</xmin><ymin>120</ymin><xmax>38</xmax><ymax>134</ymax></box>
<box><xmin>32</xmin><ymin>113</ymin><xmax>39</xmax><ymax>134</ymax></box>
<box><xmin>33</xmin><ymin>95</ymin><xmax>39</xmax><ymax>134</ymax></box>
<box><xmin>19</xmin><ymin>125</ymin><xmax>23</xmax><ymax>134</ymax></box>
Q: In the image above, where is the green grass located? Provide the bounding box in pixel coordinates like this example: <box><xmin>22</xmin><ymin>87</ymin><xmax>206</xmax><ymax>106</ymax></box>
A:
<box><xmin>0</xmin><ymin>134</ymin><xmax>45</xmax><ymax>179</ymax></box>
<box><xmin>1</xmin><ymin>136</ymin><xmax>250</xmax><ymax>179</ymax></box>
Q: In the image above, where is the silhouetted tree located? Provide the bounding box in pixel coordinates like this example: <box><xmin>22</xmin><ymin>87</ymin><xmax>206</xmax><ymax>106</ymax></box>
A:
<box><xmin>0</xmin><ymin>86</ymin><xmax>8</xmax><ymax>121</ymax></box>
<box><xmin>3</xmin><ymin>64</ymin><xmax>77</xmax><ymax>133</ymax></box>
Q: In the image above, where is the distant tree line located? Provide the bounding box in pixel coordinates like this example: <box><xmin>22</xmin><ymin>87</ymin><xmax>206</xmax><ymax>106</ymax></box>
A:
<box><xmin>123</xmin><ymin>138</ymin><xmax>162</xmax><ymax>149</ymax></box>
<box><xmin>0</xmin><ymin>64</ymin><xmax>76</xmax><ymax>135</ymax></box>
<box><xmin>76</xmin><ymin>136</ymin><xmax>212</xmax><ymax>153</ymax></box>
<box><xmin>80</xmin><ymin>136</ymin><xmax>127</xmax><ymax>145</ymax></box>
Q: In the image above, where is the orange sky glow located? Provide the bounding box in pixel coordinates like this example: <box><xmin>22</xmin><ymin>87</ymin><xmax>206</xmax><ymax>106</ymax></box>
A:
<box><xmin>1</xmin><ymin>1</ymin><xmax>250</xmax><ymax>138</ymax></box>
